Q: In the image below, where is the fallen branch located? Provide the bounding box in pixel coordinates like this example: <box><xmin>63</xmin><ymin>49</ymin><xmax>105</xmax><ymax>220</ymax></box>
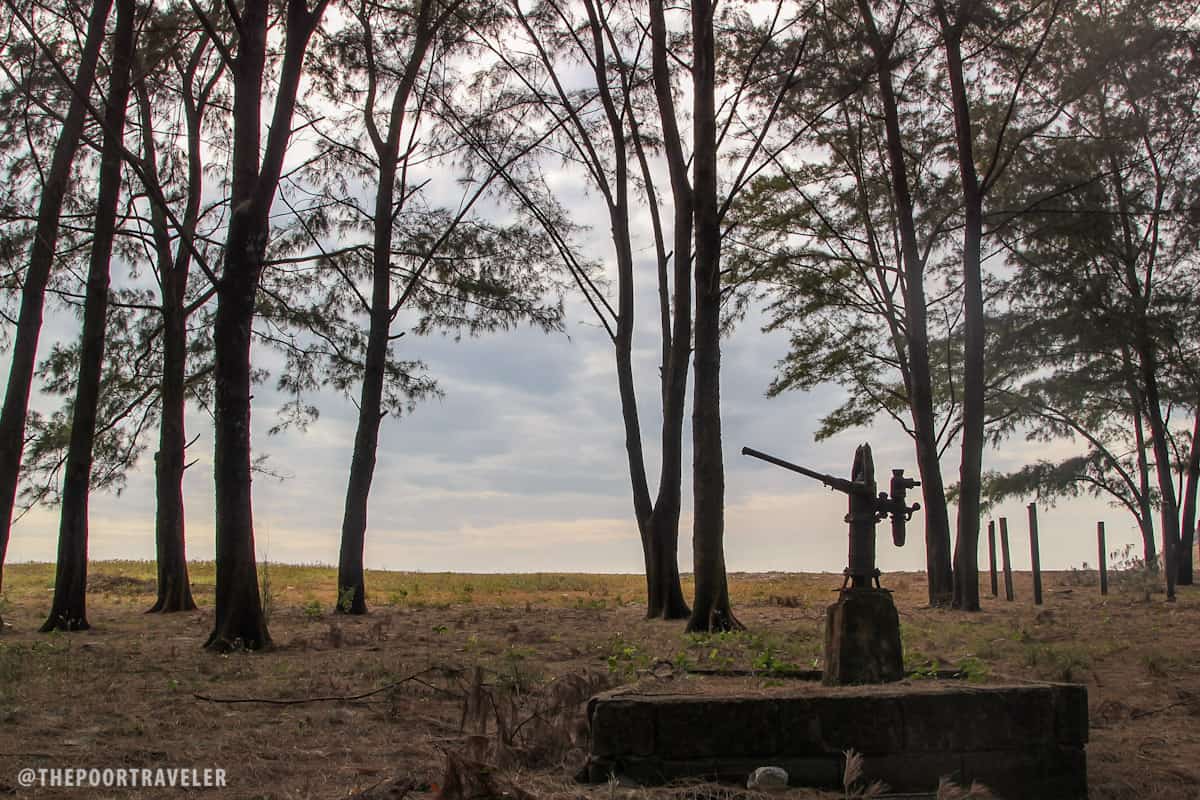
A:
<box><xmin>193</xmin><ymin>665</ymin><xmax>451</xmax><ymax>706</ymax></box>
<box><xmin>1131</xmin><ymin>700</ymin><xmax>1191</xmax><ymax>720</ymax></box>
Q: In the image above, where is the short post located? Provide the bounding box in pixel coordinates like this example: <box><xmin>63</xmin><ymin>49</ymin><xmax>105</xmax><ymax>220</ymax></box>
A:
<box><xmin>1028</xmin><ymin>503</ymin><xmax>1043</xmax><ymax>605</ymax></box>
<box><xmin>1000</xmin><ymin>517</ymin><xmax>1014</xmax><ymax>601</ymax></box>
<box><xmin>987</xmin><ymin>520</ymin><xmax>998</xmax><ymax>597</ymax></box>
<box><xmin>1097</xmin><ymin>521</ymin><xmax>1108</xmax><ymax>596</ymax></box>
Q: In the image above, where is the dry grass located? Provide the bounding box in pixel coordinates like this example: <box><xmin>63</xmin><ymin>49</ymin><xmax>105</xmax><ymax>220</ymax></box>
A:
<box><xmin>0</xmin><ymin>563</ymin><xmax>1198</xmax><ymax>799</ymax></box>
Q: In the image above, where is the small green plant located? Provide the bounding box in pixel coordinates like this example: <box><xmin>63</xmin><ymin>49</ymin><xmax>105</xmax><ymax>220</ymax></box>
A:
<box><xmin>904</xmin><ymin>651</ymin><xmax>940</xmax><ymax>679</ymax></box>
<box><xmin>303</xmin><ymin>599</ymin><xmax>323</xmax><ymax>619</ymax></box>
<box><xmin>957</xmin><ymin>656</ymin><xmax>989</xmax><ymax>683</ymax></box>
<box><xmin>432</xmin><ymin>624</ymin><xmax>448</xmax><ymax>634</ymax></box>
<box><xmin>751</xmin><ymin>645</ymin><xmax>791</xmax><ymax>675</ymax></box>
<box><xmin>337</xmin><ymin>586</ymin><xmax>356</xmax><ymax>613</ymax></box>
<box><xmin>259</xmin><ymin>559</ymin><xmax>275</xmax><ymax>625</ymax></box>
<box><xmin>605</xmin><ymin>634</ymin><xmax>651</xmax><ymax>679</ymax></box>
<box><xmin>494</xmin><ymin>645</ymin><xmax>543</xmax><ymax>694</ymax></box>
<box><xmin>1024</xmin><ymin>644</ymin><xmax>1090</xmax><ymax>682</ymax></box>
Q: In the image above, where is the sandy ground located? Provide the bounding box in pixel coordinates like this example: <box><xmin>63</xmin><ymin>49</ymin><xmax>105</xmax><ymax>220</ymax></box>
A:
<box><xmin>0</xmin><ymin>564</ymin><xmax>1197</xmax><ymax>799</ymax></box>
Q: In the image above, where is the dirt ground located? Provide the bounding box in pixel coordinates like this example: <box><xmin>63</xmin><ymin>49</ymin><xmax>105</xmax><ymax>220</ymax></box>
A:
<box><xmin>0</xmin><ymin>562</ymin><xmax>1198</xmax><ymax>800</ymax></box>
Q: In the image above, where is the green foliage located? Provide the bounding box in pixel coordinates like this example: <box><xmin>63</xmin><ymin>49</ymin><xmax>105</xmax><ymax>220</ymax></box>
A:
<box><xmin>1024</xmin><ymin>644</ymin><xmax>1091</xmax><ymax>683</ymax></box>
<box><xmin>604</xmin><ymin>634</ymin><xmax>651</xmax><ymax>680</ymax></box>
<box><xmin>303</xmin><ymin>599</ymin><xmax>323</xmax><ymax>619</ymax></box>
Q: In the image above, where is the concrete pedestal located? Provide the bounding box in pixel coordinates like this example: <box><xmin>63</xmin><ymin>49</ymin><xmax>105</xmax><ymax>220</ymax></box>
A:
<box><xmin>823</xmin><ymin>588</ymin><xmax>903</xmax><ymax>685</ymax></box>
<box><xmin>583</xmin><ymin>678</ymin><xmax>1089</xmax><ymax>799</ymax></box>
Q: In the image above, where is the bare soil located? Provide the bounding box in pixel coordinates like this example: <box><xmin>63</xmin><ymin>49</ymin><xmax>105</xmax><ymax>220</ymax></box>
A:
<box><xmin>0</xmin><ymin>563</ymin><xmax>1197</xmax><ymax>800</ymax></box>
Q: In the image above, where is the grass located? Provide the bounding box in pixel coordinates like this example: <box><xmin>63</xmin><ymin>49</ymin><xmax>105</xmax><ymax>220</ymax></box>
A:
<box><xmin>0</xmin><ymin>562</ymin><xmax>1198</xmax><ymax>799</ymax></box>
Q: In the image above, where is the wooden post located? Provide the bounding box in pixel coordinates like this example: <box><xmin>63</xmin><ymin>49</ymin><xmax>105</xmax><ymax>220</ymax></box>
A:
<box><xmin>1098</xmin><ymin>521</ymin><xmax>1108</xmax><ymax>596</ymax></box>
<box><xmin>987</xmin><ymin>519</ymin><xmax>998</xmax><ymax>597</ymax></box>
<box><xmin>1000</xmin><ymin>517</ymin><xmax>1014</xmax><ymax>601</ymax></box>
<box><xmin>1028</xmin><ymin>503</ymin><xmax>1043</xmax><ymax>605</ymax></box>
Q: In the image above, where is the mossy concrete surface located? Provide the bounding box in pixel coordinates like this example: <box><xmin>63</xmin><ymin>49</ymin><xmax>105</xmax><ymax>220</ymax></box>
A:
<box><xmin>584</xmin><ymin>679</ymin><xmax>1088</xmax><ymax>799</ymax></box>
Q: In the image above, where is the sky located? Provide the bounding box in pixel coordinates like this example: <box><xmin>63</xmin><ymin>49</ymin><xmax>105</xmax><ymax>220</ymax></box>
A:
<box><xmin>4</xmin><ymin>251</ymin><xmax>1138</xmax><ymax>578</ymax></box>
<box><xmin>0</xmin><ymin>3</ymin><xmax>1151</xmax><ymax>582</ymax></box>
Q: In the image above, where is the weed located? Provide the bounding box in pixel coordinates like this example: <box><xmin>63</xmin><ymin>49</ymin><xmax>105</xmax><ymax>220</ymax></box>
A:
<box><xmin>843</xmin><ymin>748</ymin><xmax>888</xmax><ymax>798</ymax></box>
<box><xmin>259</xmin><ymin>559</ymin><xmax>275</xmax><ymax>625</ymax></box>
<box><xmin>751</xmin><ymin>644</ymin><xmax>793</xmax><ymax>675</ymax></box>
<box><xmin>957</xmin><ymin>656</ymin><xmax>989</xmax><ymax>683</ymax></box>
<box><xmin>493</xmin><ymin>646</ymin><xmax>544</xmax><ymax>694</ymax></box>
<box><xmin>905</xmin><ymin>650</ymin><xmax>940</xmax><ymax>678</ymax></box>
<box><xmin>936</xmin><ymin>777</ymin><xmax>994</xmax><ymax>799</ymax></box>
<box><xmin>1108</xmin><ymin>544</ymin><xmax>1161</xmax><ymax>597</ymax></box>
<box><xmin>1061</xmin><ymin>562</ymin><xmax>1099</xmax><ymax>587</ymax></box>
<box><xmin>303</xmin><ymin>599</ymin><xmax>323</xmax><ymax>619</ymax></box>
<box><xmin>1142</xmin><ymin>650</ymin><xmax>1172</xmax><ymax>678</ymax></box>
<box><xmin>604</xmin><ymin>634</ymin><xmax>651</xmax><ymax>680</ymax></box>
<box><xmin>1024</xmin><ymin>644</ymin><xmax>1090</xmax><ymax>682</ymax></box>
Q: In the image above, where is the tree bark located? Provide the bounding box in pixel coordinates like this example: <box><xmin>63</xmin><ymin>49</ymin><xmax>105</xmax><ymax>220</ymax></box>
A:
<box><xmin>0</xmin><ymin>0</ymin><xmax>113</xmax><ymax>596</ymax></box>
<box><xmin>1175</xmin><ymin>406</ymin><xmax>1198</xmax><ymax>586</ymax></box>
<box><xmin>1128</xmin><ymin>380</ymin><xmax>1158</xmax><ymax>566</ymax></box>
<box><xmin>149</xmin><ymin>296</ymin><xmax>196</xmax><ymax>613</ymax></box>
<box><xmin>858</xmin><ymin>0</ymin><xmax>954</xmax><ymax>606</ymax></box>
<box><xmin>937</xmin><ymin>3</ymin><xmax>984</xmax><ymax>612</ymax></box>
<box><xmin>42</xmin><ymin>0</ymin><xmax>136</xmax><ymax>633</ymax></box>
<box><xmin>645</xmin><ymin>0</ymin><xmax>694</xmax><ymax>621</ymax></box>
<box><xmin>206</xmin><ymin>0</ymin><xmax>327</xmax><ymax>650</ymax></box>
<box><xmin>1137</xmin><ymin>346</ymin><xmax>1179</xmax><ymax>601</ymax></box>
<box><xmin>336</xmin><ymin>6</ymin><xmax>436</xmax><ymax>616</ymax></box>
<box><xmin>686</xmin><ymin>0</ymin><xmax>738</xmax><ymax>633</ymax></box>
<box><xmin>136</xmin><ymin>49</ymin><xmax>207</xmax><ymax>614</ymax></box>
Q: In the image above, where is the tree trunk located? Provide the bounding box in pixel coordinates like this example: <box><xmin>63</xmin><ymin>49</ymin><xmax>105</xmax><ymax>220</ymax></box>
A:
<box><xmin>1131</xmin><ymin>384</ymin><xmax>1158</xmax><ymax>566</ymax></box>
<box><xmin>335</xmin><ymin>11</ymin><xmax>438</xmax><ymax>615</ymax></box>
<box><xmin>149</xmin><ymin>298</ymin><xmax>196</xmax><ymax>613</ymax></box>
<box><xmin>1175</xmin><ymin>406</ymin><xmax>1198</xmax><ymax>586</ymax></box>
<box><xmin>646</xmin><ymin>502</ymin><xmax>689</xmax><ymax>618</ymax></box>
<box><xmin>138</xmin><ymin>60</ymin><xmax>201</xmax><ymax>614</ymax></box>
<box><xmin>41</xmin><ymin>0</ymin><xmax>135</xmax><ymax>633</ymax></box>
<box><xmin>858</xmin><ymin>0</ymin><xmax>953</xmax><ymax>606</ymax></box>
<box><xmin>335</xmin><ymin>165</ymin><xmax>396</xmax><ymax>617</ymax></box>
<box><xmin>686</xmin><ymin>0</ymin><xmax>738</xmax><ymax>633</ymax></box>
<box><xmin>645</xmin><ymin>0</ymin><xmax>694</xmax><ymax>621</ymax></box>
<box><xmin>0</xmin><ymin>0</ymin><xmax>113</xmax><ymax>595</ymax></box>
<box><xmin>208</xmin><ymin>233</ymin><xmax>271</xmax><ymax>648</ymax></box>
<box><xmin>938</xmin><ymin>7</ymin><xmax>984</xmax><ymax>613</ymax></box>
<box><xmin>1138</xmin><ymin>349</ymin><xmax>1179</xmax><ymax>601</ymax></box>
<box><xmin>206</xmin><ymin>0</ymin><xmax>326</xmax><ymax>650</ymax></box>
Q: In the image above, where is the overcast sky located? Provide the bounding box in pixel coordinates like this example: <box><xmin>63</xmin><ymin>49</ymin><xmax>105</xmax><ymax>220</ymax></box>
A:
<box><xmin>5</xmin><ymin>242</ymin><xmax>1135</xmax><ymax>578</ymax></box>
<box><xmin>0</xmin><ymin>12</ymin><xmax>1147</xmax><ymax>580</ymax></box>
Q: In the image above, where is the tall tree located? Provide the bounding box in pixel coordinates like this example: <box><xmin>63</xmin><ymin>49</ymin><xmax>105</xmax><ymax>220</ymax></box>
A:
<box><xmin>446</xmin><ymin>0</ymin><xmax>700</xmax><ymax>619</ymax></box>
<box><xmin>261</xmin><ymin>0</ymin><xmax>566</xmax><ymax>614</ymax></box>
<box><xmin>132</xmin><ymin>14</ymin><xmax>226</xmax><ymax>613</ymax></box>
<box><xmin>985</xmin><ymin>0</ymin><xmax>1200</xmax><ymax>593</ymax></box>
<box><xmin>202</xmin><ymin>0</ymin><xmax>328</xmax><ymax>650</ymax></box>
<box><xmin>42</xmin><ymin>0</ymin><xmax>137</xmax><ymax>632</ymax></box>
<box><xmin>727</xmin><ymin>0</ymin><xmax>960</xmax><ymax>606</ymax></box>
<box><xmin>684</xmin><ymin>0</ymin><xmax>737</xmax><ymax>631</ymax></box>
<box><xmin>932</xmin><ymin>0</ymin><xmax>1073</xmax><ymax>611</ymax></box>
<box><xmin>0</xmin><ymin>0</ymin><xmax>113</xmax><ymax>596</ymax></box>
